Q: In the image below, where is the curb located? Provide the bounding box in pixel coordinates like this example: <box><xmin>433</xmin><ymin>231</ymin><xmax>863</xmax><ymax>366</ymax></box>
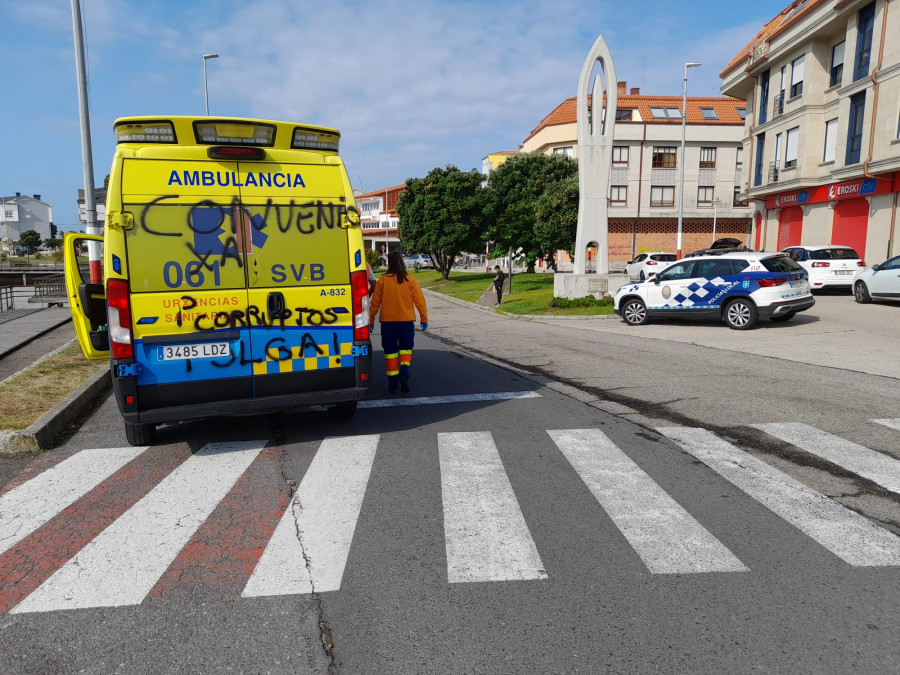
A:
<box><xmin>0</xmin><ymin>366</ymin><xmax>111</xmax><ymax>455</ymax></box>
<box><xmin>421</xmin><ymin>288</ymin><xmax>618</xmax><ymax>321</ymax></box>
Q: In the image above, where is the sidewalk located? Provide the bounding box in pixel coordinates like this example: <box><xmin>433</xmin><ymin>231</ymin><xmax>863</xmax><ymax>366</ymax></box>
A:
<box><xmin>0</xmin><ymin>307</ymin><xmax>72</xmax><ymax>359</ymax></box>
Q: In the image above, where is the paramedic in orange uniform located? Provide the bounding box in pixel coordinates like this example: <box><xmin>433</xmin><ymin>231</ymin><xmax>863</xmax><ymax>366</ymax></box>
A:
<box><xmin>369</xmin><ymin>251</ymin><xmax>428</xmax><ymax>394</ymax></box>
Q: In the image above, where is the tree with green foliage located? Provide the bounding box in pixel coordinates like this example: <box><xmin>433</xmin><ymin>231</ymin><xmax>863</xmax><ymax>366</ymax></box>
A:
<box><xmin>485</xmin><ymin>151</ymin><xmax>578</xmax><ymax>272</ymax></box>
<box><xmin>50</xmin><ymin>222</ymin><xmax>58</xmax><ymax>238</ymax></box>
<box><xmin>396</xmin><ymin>165</ymin><xmax>489</xmax><ymax>281</ymax></box>
<box><xmin>19</xmin><ymin>229</ymin><xmax>42</xmax><ymax>251</ymax></box>
<box><xmin>534</xmin><ymin>176</ymin><xmax>579</xmax><ymax>270</ymax></box>
<box><xmin>44</xmin><ymin>237</ymin><xmax>63</xmax><ymax>250</ymax></box>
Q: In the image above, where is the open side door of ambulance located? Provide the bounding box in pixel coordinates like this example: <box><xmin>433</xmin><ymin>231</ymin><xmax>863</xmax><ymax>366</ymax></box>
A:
<box><xmin>64</xmin><ymin>232</ymin><xmax>108</xmax><ymax>360</ymax></box>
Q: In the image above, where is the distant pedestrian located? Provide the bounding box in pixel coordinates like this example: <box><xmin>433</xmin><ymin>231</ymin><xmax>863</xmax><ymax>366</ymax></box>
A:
<box><xmin>370</xmin><ymin>251</ymin><xmax>428</xmax><ymax>394</ymax></box>
<box><xmin>493</xmin><ymin>265</ymin><xmax>505</xmax><ymax>305</ymax></box>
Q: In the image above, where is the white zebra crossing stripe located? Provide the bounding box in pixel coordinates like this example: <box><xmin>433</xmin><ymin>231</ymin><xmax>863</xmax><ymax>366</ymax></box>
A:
<box><xmin>242</xmin><ymin>435</ymin><xmax>379</xmax><ymax>597</ymax></box>
<box><xmin>752</xmin><ymin>422</ymin><xmax>900</xmax><ymax>495</ymax></box>
<box><xmin>660</xmin><ymin>427</ymin><xmax>900</xmax><ymax>567</ymax></box>
<box><xmin>438</xmin><ymin>432</ymin><xmax>547</xmax><ymax>583</ymax></box>
<box><xmin>549</xmin><ymin>429</ymin><xmax>747</xmax><ymax>574</ymax></box>
<box><xmin>0</xmin><ymin>446</ymin><xmax>147</xmax><ymax>556</ymax></box>
<box><xmin>12</xmin><ymin>441</ymin><xmax>265</xmax><ymax>614</ymax></box>
<box><xmin>871</xmin><ymin>418</ymin><xmax>900</xmax><ymax>433</ymax></box>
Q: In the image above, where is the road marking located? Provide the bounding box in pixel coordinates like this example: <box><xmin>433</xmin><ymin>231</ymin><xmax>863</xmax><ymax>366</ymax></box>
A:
<box><xmin>360</xmin><ymin>391</ymin><xmax>541</xmax><ymax>408</ymax></box>
<box><xmin>0</xmin><ymin>446</ymin><xmax>147</xmax><ymax>556</ymax></box>
<box><xmin>12</xmin><ymin>441</ymin><xmax>265</xmax><ymax>613</ymax></box>
<box><xmin>753</xmin><ymin>422</ymin><xmax>900</xmax><ymax>495</ymax></box>
<box><xmin>438</xmin><ymin>432</ymin><xmax>547</xmax><ymax>583</ymax></box>
<box><xmin>242</xmin><ymin>435</ymin><xmax>379</xmax><ymax>597</ymax></box>
<box><xmin>871</xmin><ymin>418</ymin><xmax>900</xmax><ymax>433</ymax></box>
<box><xmin>549</xmin><ymin>429</ymin><xmax>747</xmax><ymax>574</ymax></box>
<box><xmin>660</xmin><ymin>427</ymin><xmax>900</xmax><ymax>567</ymax></box>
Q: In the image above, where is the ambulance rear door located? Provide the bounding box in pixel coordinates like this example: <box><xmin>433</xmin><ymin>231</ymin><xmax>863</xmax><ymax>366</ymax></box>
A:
<box><xmin>237</xmin><ymin>160</ymin><xmax>358</xmax><ymax>398</ymax></box>
<box><xmin>122</xmin><ymin>157</ymin><xmax>254</xmax><ymax>411</ymax></box>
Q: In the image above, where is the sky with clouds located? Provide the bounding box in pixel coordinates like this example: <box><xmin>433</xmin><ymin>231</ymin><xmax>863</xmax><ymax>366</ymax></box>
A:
<box><xmin>1</xmin><ymin>0</ymin><xmax>791</xmax><ymax>229</ymax></box>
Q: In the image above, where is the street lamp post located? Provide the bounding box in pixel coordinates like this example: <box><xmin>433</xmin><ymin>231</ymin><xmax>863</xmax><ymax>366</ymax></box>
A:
<box><xmin>712</xmin><ymin>197</ymin><xmax>724</xmax><ymax>240</ymax></box>
<box><xmin>203</xmin><ymin>54</ymin><xmax>218</xmax><ymax>116</ymax></box>
<box><xmin>677</xmin><ymin>62</ymin><xmax>701</xmax><ymax>259</ymax></box>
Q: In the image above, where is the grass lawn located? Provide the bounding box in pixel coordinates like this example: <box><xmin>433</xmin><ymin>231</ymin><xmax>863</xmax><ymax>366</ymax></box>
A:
<box><xmin>0</xmin><ymin>344</ymin><xmax>106</xmax><ymax>430</ymax></box>
<box><xmin>409</xmin><ymin>270</ymin><xmax>616</xmax><ymax>316</ymax></box>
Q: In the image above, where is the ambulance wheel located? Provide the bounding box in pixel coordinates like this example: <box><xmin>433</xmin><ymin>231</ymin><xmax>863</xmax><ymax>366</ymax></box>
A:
<box><xmin>125</xmin><ymin>421</ymin><xmax>156</xmax><ymax>446</ymax></box>
<box><xmin>326</xmin><ymin>401</ymin><xmax>358</xmax><ymax>421</ymax></box>
<box><xmin>621</xmin><ymin>298</ymin><xmax>649</xmax><ymax>326</ymax></box>
<box><xmin>854</xmin><ymin>281</ymin><xmax>871</xmax><ymax>304</ymax></box>
<box><xmin>724</xmin><ymin>298</ymin><xmax>758</xmax><ymax>330</ymax></box>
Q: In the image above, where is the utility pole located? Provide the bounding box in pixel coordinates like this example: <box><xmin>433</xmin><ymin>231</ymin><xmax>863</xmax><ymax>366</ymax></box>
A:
<box><xmin>71</xmin><ymin>0</ymin><xmax>100</xmax><ymax>284</ymax></box>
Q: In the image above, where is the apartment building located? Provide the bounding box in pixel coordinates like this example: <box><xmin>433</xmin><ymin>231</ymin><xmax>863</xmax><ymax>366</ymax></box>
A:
<box><xmin>1</xmin><ymin>193</ymin><xmax>53</xmax><ymax>252</ymax></box>
<box><xmin>355</xmin><ymin>184</ymin><xmax>405</xmax><ymax>256</ymax></box>
<box><xmin>721</xmin><ymin>0</ymin><xmax>899</xmax><ymax>262</ymax></box>
<box><xmin>520</xmin><ymin>82</ymin><xmax>750</xmax><ymax>261</ymax></box>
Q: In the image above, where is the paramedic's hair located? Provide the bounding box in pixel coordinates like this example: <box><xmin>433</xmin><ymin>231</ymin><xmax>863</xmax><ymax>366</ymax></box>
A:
<box><xmin>387</xmin><ymin>251</ymin><xmax>408</xmax><ymax>283</ymax></box>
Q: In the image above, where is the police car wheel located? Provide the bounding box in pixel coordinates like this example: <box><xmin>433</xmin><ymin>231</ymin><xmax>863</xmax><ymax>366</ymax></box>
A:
<box><xmin>854</xmin><ymin>281</ymin><xmax>871</xmax><ymax>304</ymax></box>
<box><xmin>724</xmin><ymin>299</ymin><xmax>758</xmax><ymax>330</ymax></box>
<box><xmin>124</xmin><ymin>421</ymin><xmax>155</xmax><ymax>446</ymax></box>
<box><xmin>622</xmin><ymin>298</ymin><xmax>649</xmax><ymax>326</ymax></box>
<box><xmin>326</xmin><ymin>400</ymin><xmax>358</xmax><ymax>421</ymax></box>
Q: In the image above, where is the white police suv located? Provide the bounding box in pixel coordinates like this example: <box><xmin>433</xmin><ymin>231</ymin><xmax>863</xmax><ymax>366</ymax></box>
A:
<box><xmin>613</xmin><ymin>252</ymin><xmax>814</xmax><ymax>330</ymax></box>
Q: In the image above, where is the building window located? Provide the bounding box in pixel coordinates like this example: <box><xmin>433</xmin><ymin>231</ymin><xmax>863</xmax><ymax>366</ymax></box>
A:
<box><xmin>612</xmin><ymin>146</ymin><xmax>629</xmax><ymax>167</ymax></box>
<box><xmin>846</xmin><ymin>91</ymin><xmax>866</xmax><ymax>165</ymax></box>
<box><xmin>784</xmin><ymin>127</ymin><xmax>799</xmax><ymax>168</ymax></box>
<box><xmin>830</xmin><ymin>41</ymin><xmax>845</xmax><ymax>87</ymax></box>
<box><xmin>553</xmin><ymin>146</ymin><xmax>574</xmax><ymax>157</ymax></box>
<box><xmin>737</xmin><ymin>107</ymin><xmax>747</xmax><ymax>120</ymax></box>
<box><xmin>650</xmin><ymin>107</ymin><xmax>682</xmax><ymax>119</ymax></box>
<box><xmin>699</xmin><ymin>147</ymin><xmax>717</xmax><ymax>168</ymax></box>
<box><xmin>616</xmin><ymin>109</ymin><xmax>633</xmax><ymax>121</ymax></box>
<box><xmin>736</xmin><ymin>146</ymin><xmax>744</xmax><ymax>168</ymax></box>
<box><xmin>790</xmin><ymin>55</ymin><xmax>804</xmax><ymax>98</ymax></box>
<box><xmin>733</xmin><ymin>186</ymin><xmax>748</xmax><ymax>207</ymax></box>
<box><xmin>755</xmin><ymin>133</ymin><xmax>765</xmax><ymax>186</ymax></box>
<box><xmin>652</xmin><ymin>146</ymin><xmax>677</xmax><ymax>168</ymax></box>
<box><xmin>700</xmin><ymin>107</ymin><xmax>718</xmax><ymax>120</ymax></box>
<box><xmin>854</xmin><ymin>3</ymin><xmax>876</xmax><ymax>82</ymax></box>
<box><xmin>650</xmin><ymin>186</ymin><xmax>675</xmax><ymax>207</ymax></box>
<box><xmin>610</xmin><ymin>186</ymin><xmax>627</xmax><ymax>205</ymax></box>
<box><xmin>823</xmin><ymin>118</ymin><xmax>838</xmax><ymax>163</ymax></box>
<box><xmin>759</xmin><ymin>70</ymin><xmax>770</xmax><ymax>124</ymax></box>
<box><xmin>697</xmin><ymin>186</ymin><xmax>715</xmax><ymax>205</ymax></box>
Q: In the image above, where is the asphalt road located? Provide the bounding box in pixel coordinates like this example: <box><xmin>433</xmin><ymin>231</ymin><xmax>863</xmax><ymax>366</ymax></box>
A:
<box><xmin>0</xmin><ymin>292</ymin><xmax>897</xmax><ymax>673</ymax></box>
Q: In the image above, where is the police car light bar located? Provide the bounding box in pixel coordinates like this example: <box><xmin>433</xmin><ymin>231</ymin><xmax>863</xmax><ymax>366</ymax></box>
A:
<box><xmin>291</xmin><ymin>127</ymin><xmax>340</xmax><ymax>152</ymax></box>
<box><xmin>115</xmin><ymin>121</ymin><xmax>176</xmax><ymax>144</ymax></box>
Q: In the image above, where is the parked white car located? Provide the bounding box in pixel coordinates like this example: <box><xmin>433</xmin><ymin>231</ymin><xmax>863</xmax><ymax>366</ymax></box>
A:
<box><xmin>625</xmin><ymin>252</ymin><xmax>677</xmax><ymax>281</ymax></box>
<box><xmin>403</xmin><ymin>254</ymin><xmax>434</xmax><ymax>269</ymax></box>
<box><xmin>853</xmin><ymin>254</ymin><xmax>900</xmax><ymax>303</ymax></box>
<box><xmin>780</xmin><ymin>245</ymin><xmax>865</xmax><ymax>291</ymax></box>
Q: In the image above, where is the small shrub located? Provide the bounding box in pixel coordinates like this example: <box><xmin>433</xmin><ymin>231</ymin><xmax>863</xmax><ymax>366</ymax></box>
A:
<box><xmin>549</xmin><ymin>295</ymin><xmax>613</xmax><ymax>309</ymax></box>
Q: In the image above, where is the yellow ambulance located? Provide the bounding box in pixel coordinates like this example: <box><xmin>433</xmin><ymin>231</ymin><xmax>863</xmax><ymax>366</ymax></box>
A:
<box><xmin>65</xmin><ymin>116</ymin><xmax>372</xmax><ymax>445</ymax></box>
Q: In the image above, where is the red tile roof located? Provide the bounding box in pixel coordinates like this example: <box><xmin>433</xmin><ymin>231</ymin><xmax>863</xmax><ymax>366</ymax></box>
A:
<box><xmin>720</xmin><ymin>0</ymin><xmax>828</xmax><ymax>77</ymax></box>
<box><xmin>522</xmin><ymin>94</ymin><xmax>746</xmax><ymax>144</ymax></box>
<box><xmin>355</xmin><ymin>184</ymin><xmax>406</xmax><ymax>200</ymax></box>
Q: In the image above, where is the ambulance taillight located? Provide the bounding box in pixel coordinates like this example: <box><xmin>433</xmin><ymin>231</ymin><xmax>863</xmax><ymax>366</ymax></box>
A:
<box><xmin>351</xmin><ymin>271</ymin><xmax>370</xmax><ymax>341</ymax></box>
<box><xmin>107</xmin><ymin>279</ymin><xmax>134</xmax><ymax>359</ymax></box>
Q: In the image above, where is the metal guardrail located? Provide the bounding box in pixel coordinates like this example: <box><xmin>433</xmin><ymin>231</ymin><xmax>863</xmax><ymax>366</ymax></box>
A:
<box><xmin>0</xmin><ymin>285</ymin><xmax>13</xmax><ymax>312</ymax></box>
<box><xmin>33</xmin><ymin>274</ymin><xmax>66</xmax><ymax>299</ymax></box>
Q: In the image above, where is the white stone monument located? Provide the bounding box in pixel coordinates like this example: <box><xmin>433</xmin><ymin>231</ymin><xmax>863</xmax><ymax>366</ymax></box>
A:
<box><xmin>554</xmin><ymin>35</ymin><xmax>629</xmax><ymax>299</ymax></box>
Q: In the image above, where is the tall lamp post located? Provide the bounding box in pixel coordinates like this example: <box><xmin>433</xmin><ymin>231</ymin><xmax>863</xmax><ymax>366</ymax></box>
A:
<box><xmin>203</xmin><ymin>53</ymin><xmax>218</xmax><ymax>115</ymax></box>
<box><xmin>677</xmin><ymin>62</ymin><xmax>701</xmax><ymax>259</ymax></box>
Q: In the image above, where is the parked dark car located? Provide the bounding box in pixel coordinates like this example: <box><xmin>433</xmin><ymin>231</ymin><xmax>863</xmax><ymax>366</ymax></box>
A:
<box><xmin>685</xmin><ymin>238</ymin><xmax>749</xmax><ymax>258</ymax></box>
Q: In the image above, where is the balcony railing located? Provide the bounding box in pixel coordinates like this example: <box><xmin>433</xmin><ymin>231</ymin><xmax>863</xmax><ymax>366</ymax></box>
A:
<box><xmin>768</xmin><ymin>162</ymin><xmax>779</xmax><ymax>184</ymax></box>
<box><xmin>773</xmin><ymin>92</ymin><xmax>785</xmax><ymax>118</ymax></box>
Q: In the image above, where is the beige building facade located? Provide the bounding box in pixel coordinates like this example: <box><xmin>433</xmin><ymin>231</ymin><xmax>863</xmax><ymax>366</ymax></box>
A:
<box><xmin>520</xmin><ymin>83</ymin><xmax>751</xmax><ymax>261</ymax></box>
<box><xmin>721</xmin><ymin>0</ymin><xmax>899</xmax><ymax>263</ymax></box>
